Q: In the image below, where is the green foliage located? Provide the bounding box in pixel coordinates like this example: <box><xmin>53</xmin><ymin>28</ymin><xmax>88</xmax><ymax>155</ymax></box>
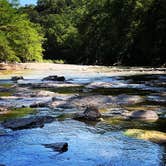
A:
<box><xmin>1</xmin><ymin>0</ymin><xmax>165</xmax><ymax>66</ymax></box>
<box><xmin>0</xmin><ymin>0</ymin><xmax>44</xmax><ymax>62</ymax></box>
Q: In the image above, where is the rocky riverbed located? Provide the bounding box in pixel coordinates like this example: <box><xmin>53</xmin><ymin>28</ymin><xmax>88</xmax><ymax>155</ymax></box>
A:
<box><xmin>0</xmin><ymin>63</ymin><xmax>166</xmax><ymax>166</ymax></box>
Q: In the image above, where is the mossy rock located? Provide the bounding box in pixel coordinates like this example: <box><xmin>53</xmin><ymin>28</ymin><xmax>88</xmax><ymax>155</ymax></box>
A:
<box><xmin>124</xmin><ymin>129</ymin><xmax>166</xmax><ymax>144</ymax></box>
<box><xmin>0</xmin><ymin>107</ymin><xmax>36</xmax><ymax>122</ymax></box>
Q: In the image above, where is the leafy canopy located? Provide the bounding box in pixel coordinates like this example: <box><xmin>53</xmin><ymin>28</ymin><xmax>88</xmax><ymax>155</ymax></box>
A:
<box><xmin>0</xmin><ymin>0</ymin><xmax>44</xmax><ymax>62</ymax></box>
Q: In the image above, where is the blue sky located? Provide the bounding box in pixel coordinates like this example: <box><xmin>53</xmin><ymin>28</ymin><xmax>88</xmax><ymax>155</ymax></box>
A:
<box><xmin>20</xmin><ymin>0</ymin><xmax>37</xmax><ymax>6</ymax></box>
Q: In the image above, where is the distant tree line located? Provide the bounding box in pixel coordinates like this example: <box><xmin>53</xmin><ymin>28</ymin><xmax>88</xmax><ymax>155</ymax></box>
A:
<box><xmin>0</xmin><ymin>0</ymin><xmax>166</xmax><ymax>66</ymax></box>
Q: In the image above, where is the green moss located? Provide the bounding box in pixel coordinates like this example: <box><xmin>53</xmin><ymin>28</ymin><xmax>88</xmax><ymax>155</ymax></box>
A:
<box><xmin>0</xmin><ymin>91</ymin><xmax>12</xmax><ymax>97</ymax></box>
<box><xmin>0</xmin><ymin>107</ymin><xmax>36</xmax><ymax>121</ymax></box>
<box><xmin>124</xmin><ymin>129</ymin><xmax>166</xmax><ymax>144</ymax></box>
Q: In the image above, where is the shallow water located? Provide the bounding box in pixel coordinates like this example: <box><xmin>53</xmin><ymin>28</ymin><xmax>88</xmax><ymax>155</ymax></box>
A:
<box><xmin>0</xmin><ymin>120</ymin><xmax>164</xmax><ymax>166</ymax></box>
<box><xmin>0</xmin><ymin>65</ymin><xmax>166</xmax><ymax>166</ymax></box>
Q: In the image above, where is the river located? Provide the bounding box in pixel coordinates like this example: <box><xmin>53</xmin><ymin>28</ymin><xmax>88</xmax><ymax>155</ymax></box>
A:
<box><xmin>0</xmin><ymin>64</ymin><xmax>165</xmax><ymax>166</ymax></box>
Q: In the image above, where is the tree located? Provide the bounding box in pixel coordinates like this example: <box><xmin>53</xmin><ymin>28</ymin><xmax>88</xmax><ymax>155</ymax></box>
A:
<box><xmin>21</xmin><ymin>0</ymin><xmax>166</xmax><ymax>66</ymax></box>
<box><xmin>0</xmin><ymin>0</ymin><xmax>44</xmax><ymax>62</ymax></box>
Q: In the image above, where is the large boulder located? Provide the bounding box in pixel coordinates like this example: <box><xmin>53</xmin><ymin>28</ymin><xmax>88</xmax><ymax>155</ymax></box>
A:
<box><xmin>43</xmin><ymin>142</ymin><xmax>68</xmax><ymax>153</ymax></box>
<box><xmin>42</xmin><ymin>75</ymin><xmax>65</xmax><ymax>81</ymax></box>
<box><xmin>129</xmin><ymin>110</ymin><xmax>158</xmax><ymax>120</ymax></box>
<box><xmin>2</xmin><ymin>116</ymin><xmax>55</xmax><ymax>130</ymax></box>
<box><xmin>74</xmin><ymin>106</ymin><xmax>102</xmax><ymax>121</ymax></box>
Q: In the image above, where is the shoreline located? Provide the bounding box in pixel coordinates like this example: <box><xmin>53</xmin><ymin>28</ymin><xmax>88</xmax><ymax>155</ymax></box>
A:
<box><xmin>0</xmin><ymin>62</ymin><xmax>166</xmax><ymax>70</ymax></box>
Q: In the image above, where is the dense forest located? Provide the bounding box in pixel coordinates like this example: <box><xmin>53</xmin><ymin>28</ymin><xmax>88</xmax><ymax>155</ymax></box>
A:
<box><xmin>0</xmin><ymin>0</ymin><xmax>166</xmax><ymax>66</ymax></box>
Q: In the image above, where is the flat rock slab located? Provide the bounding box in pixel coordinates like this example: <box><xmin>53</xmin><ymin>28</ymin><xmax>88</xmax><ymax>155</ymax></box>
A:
<box><xmin>43</xmin><ymin>142</ymin><xmax>68</xmax><ymax>153</ymax></box>
<box><xmin>2</xmin><ymin>116</ymin><xmax>55</xmax><ymax>130</ymax></box>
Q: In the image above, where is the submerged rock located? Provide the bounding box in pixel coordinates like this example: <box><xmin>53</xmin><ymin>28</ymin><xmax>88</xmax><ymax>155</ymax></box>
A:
<box><xmin>42</xmin><ymin>75</ymin><xmax>65</xmax><ymax>81</ymax></box>
<box><xmin>11</xmin><ymin>76</ymin><xmax>24</xmax><ymax>82</ymax></box>
<box><xmin>43</xmin><ymin>142</ymin><xmax>68</xmax><ymax>153</ymax></box>
<box><xmin>124</xmin><ymin>129</ymin><xmax>166</xmax><ymax>144</ymax></box>
<box><xmin>0</xmin><ymin>129</ymin><xmax>7</xmax><ymax>136</ymax></box>
<box><xmin>129</xmin><ymin>110</ymin><xmax>158</xmax><ymax>120</ymax></box>
<box><xmin>74</xmin><ymin>106</ymin><xmax>102</xmax><ymax>121</ymax></box>
<box><xmin>30</xmin><ymin>102</ymin><xmax>49</xmax><ymax>108</ymax></box>
<box><xmin>2</xmin><ymin>116</ymin><xmax>55</xmax><ymax>130</ymax></box>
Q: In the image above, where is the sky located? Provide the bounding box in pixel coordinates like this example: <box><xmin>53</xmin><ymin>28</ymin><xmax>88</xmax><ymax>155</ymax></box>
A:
<box><xmin>20</xmin><ymin>0</ymin><xmax>37</xmax><ymax>6</ymax></box>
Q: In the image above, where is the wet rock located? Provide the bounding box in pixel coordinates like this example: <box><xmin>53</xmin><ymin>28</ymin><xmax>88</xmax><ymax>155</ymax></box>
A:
<box><xmin>2</xmin><ymin>116</ymin><xmax>55</xmax><ymax>130</ymax></box>
<box><xmin>74</xmin><ymin>106</ymin><xmax>102</xmax><ymax>121</ymax></box>
<box><xmin>57</xmin><ymin>76</ymin><xmax>65</xmax><ymax>81</ymax></box>
<box><xmin>11</xmin><ymin>76</ymin><xmax>24</xmax><ymax>82</ymax></box>
<box><xmin>129</xmin><ymin>110</ymin><xmax>158</xmax><ymax>120</ymax></box>
<box><xmin>42</xmin><ymin>75</ymin><xmax>65</xmax><ymax>81</ymax></box>
<box><xmin>43</xmin><ymin>142</ymin><xmax>68</xmax><ymax>153</ymax></box>
<box><xmin>71</xmin><ymin>95</ymin><xmax>112</xmax><ymax>109</ymax></box>
<box><xmin>30</xmin><ymin>102</ymin><xmax>49</xmax><ymax>108</ymax></box>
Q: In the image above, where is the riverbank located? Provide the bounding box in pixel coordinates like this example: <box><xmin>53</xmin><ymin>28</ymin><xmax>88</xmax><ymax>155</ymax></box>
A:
<box><xmin>0</xmin><ymin>63</ymin><xmax>166</xmax><ymax>76</ymax></box>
